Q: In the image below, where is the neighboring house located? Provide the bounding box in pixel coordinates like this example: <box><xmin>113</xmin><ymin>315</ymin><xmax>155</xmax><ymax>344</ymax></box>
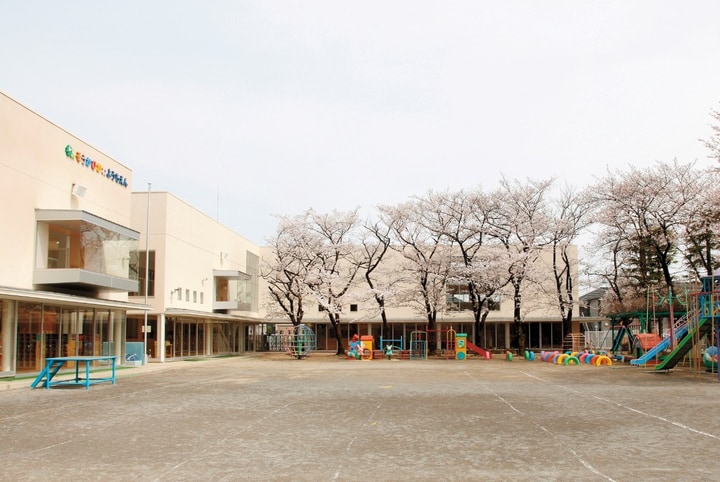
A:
<box><xmin>0</xmin><ymin>91</ymin><xmax>147</xmax><ymax>377</ymax></box>
<box><xmin>126</xmin><ymin>192</ymin><xmax>263</xmax><ymax>362</ymax></box>
<box><xmin>580</xmin><ymin>288</ymin><xmax>606</xmax><ymax>318</ymax></box>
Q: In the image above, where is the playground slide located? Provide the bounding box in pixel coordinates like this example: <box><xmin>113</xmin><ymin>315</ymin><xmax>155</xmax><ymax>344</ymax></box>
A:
<box><xmin>630</xmin><ymin>322</ymin><xmax>691</xmax><ymax>365</ymax></box>
<box><xmin>466</xmin><ymin>341</ymin><xmax>491</xmax><ymax>359</ymax></box>
<box><xmin>655</xmin><ymin>317</ymin><xmax>712</xmax><ymax>371</ymax></box>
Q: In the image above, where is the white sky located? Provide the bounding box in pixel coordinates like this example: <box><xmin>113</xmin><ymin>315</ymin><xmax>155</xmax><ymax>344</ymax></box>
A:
<box><xmin>2</xmin><ymin>1</ymin><xmax>719</xmax><ymax>244</ymax></box>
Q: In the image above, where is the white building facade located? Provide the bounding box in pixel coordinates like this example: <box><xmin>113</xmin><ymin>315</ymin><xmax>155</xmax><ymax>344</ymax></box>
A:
<box><xmin>126</xmin><ymin>192</ymin><xmax>263</xmax><ymax>362</ymax></box>
<box><xmin>260</xmin><ymin>245</ymin><xmax>581</xmax><ymax>353</ymax></box>
<box><xmin>0</xmin><ymin>90</ymin><xmax>582</xmax><ymax>375</ymax></box>
<box><xmin>0</xmin><ymin>92</ymin><xmax>146</xmax><ymax>377</ymax></box>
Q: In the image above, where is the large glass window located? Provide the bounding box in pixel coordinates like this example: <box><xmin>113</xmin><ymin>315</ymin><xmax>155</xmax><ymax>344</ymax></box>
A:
<box><xmin>15</xmin><ymin>303</ymin><xmax>124</xmax><ymax>372</ymax></box>
<box><xmin>240</xmin><ymin>252</ymin><xmax>259</xmax><ymax>312</ymax></box>
<box><xmin>0</xmin><ymin>300</ymin><xmax>15</xmax><ymax>373</ymax></box>
<box><xmin>17</xmin><ymin>303</ymin><xmax>42</xmax><ymax>371</ymax></box>
<box><xmin>39</xmin><ymin>219</ymin><xmax>138</xmax><ymax>278</ymax></box>
<box><xmin>129</xmin><ymin>251</ymin><xmax>155</xmax><ymax>296</ymax></box>
<box><xmin>446</xmin><ymin>282</ymin><xmax>501</xmax><ymax>312</ymax></box>
<box><xmin>167</xmin><ymin>318</ymin><xmax>207</xmax><ymax>358</ymax></box>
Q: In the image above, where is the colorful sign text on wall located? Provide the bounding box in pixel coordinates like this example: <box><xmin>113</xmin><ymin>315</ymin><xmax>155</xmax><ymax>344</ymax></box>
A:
<box><xmin>64</xmin><ymin>145</ymin><xmax>128</xmax><ymax>188</ymax></box>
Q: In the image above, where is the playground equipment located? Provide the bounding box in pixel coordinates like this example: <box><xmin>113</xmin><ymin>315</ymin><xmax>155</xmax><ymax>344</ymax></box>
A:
<box><xmin>425</xmin><ymin>328</ymin><xmax>456</xmax><ymax>359</ymax></box>
<box><xmin>379</xmin><ymin>336</ymin><xmax>404</xmax><ymax>352</ymax></box>
<box><xmin>630</xmin><ymin>312</ymin><xmax>694</xmax><ymax>366</ymax></box>
<box><xmin>360</xmin><ymin>335</ymin><xmax>373</xmax><ymax>360</ymax></box>
<box><xmin>703</xmin><ymin>346</ymin><xmax>718</xmax><ymax>371</ymax></box>
<box><xmin>410</xmin><ymin>331</ymin><xmax>427</xmax><ymax>360</ymax></box>
<box><xmin>466</xmin><ymin>340</ymin><xmax>492</xmax><ymax>359</ymax></box>
<box><xmin>539</xmin><ymin>350</ymin><xmax>609</xmax><ymax>366</ymax></box>
<box><xmin>282</xmin><ymin>324</ymin><xmax>316</xmax><ymax>359</ymax></box>
<box><xmin>562</xmin><ymin>333</ymin><xmax>585</xmax><ymax>353</ymax></box>
<box><xmin>653</xmin><ymin>274</ymin><xmax>720</xmax><ymax>372</ymax></box>
<box><xmin>456</xmin><ymin>333</ymin><xmax>467</xmax><ymax>360</ymax></box>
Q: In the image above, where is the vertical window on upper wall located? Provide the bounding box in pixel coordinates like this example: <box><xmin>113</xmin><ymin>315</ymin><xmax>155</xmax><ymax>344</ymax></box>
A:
<box><xmin>129</xmin><ymin>251</ymin><xmax>155</xmax><ymax>296</ymax></box>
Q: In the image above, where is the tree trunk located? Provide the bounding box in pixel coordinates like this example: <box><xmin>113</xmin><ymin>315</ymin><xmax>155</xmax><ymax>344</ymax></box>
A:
<box><xmin>474</xmin><ymin>310</ymin><xmax>489</xmax><ymax>346</ymax></box>
<box><xmin>513</xmin><ymin>284</ymin><xmax>525</xmax><ymax>354</ymax></box>
<box><xmin>329</xmin><ymin>313</ymin><xmax>345</xmax><ymax>356</ymax></box>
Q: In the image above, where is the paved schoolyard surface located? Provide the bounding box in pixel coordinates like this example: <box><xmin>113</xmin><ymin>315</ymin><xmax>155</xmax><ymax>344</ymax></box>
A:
<box><xmin>0</xmin><ymin>353</ymin><xmax>718</xmax><ymax>482</ymax></box>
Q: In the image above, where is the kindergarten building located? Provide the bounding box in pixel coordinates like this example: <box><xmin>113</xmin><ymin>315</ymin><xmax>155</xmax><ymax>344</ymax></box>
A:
<box><xmin>0</xmin><ymin>89</ymin><xmax>582</xmax><ymax>377</ymax></box>
<box><xmin>0</xmin><ymin>92</ymin><xmax>147</xmax><ymax>377</ymax></box>
<box><xmin>0</xmin><ymin>91</ymin><xmax>266</xmax><ymax>376</ymax></box>
<box><xmin>125</xmin><ymin>191</ymin><xmax>263</xmax><ymax>362</ymax></box>
<box><xmin>260</xmin><ymin>245</ymin><xmax>582</xmax><ymax>353</ymax></box>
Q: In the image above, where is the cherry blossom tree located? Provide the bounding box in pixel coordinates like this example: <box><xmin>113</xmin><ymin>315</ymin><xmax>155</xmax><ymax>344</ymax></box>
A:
<box><xmin>682</xmin><ymin>169</ymin><xmax>720</xmax><ymax>278</ymax></box>
<box><xmin>582</xmin><ymin>223</ymin><xmax>633</xmax><ymax>310</ymax></box>
<box><xmin>432</xmin><ymin>188</ymin><xmax>510</xmax><ymax>346</ymax></box>
<box><xmin>700</xmin><ymin>102</ymin><xmax>720</xmax><ymax>163</ymax></box>
<box><xmin>303</xmin><ymin>209</ymin><xmax>363</xmax><ymax>356</ymax></box>
<box><xmin>589</xmin><ymin>160</ymin><xmax>709</xmax><ymax>333</ymax></box>
<box><xmin>547</xmin><ymin>185</ymin><xmax>594</xmax><ymax>338</ymax></box>
<box><xmin>592</xmin><ymin>160</ymin><xmax>705</xmax><ymax>290</ymax></box>
<box><xmin>261</xmin><ymin>215</ymin><xmax>317</xmax><ymax>326</ymax></box>
<box><xmin>359</xmin><ymin>219</ymin><xmax>398</xmax><ymax>338</ymax></box>
<box><xmin>380</xmin><ymin>198</ymin><xmax>453</xmax><ymax>336</ymax></box>
<box><xmin>261</xmin><ymin>208</ymin><xmax>362</xmax><ymax>356</ymax></box>
<box><xmin>490</xmin><ymin>177</ymin><xmax>554</xmax><ymax>353</ymax></box>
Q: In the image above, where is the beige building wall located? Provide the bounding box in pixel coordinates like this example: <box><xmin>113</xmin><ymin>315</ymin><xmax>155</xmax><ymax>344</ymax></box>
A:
<box><xmin>0</xmin><ymin>91</ymin><xmax>143</xmax><ymax>376</ymax></box>
<box><xmin>0</xmin><ymin>92</ymin><xmax>134</xmax><ymax>298</ymax></box>
<box><xmin>259</xmin><ymin>244</ymin><xmax>579</xmax><ymax>326</ymax></box>
<box><xmin>130</xmin><ymin>191</ymin><xmax>261</xmax><ymax>316</ymax></box>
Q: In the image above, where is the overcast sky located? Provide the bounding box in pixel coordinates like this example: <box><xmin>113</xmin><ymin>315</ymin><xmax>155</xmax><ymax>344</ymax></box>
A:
<box><xmin>3</xmin><ymin>1</ymin><xmax>720</xmax><ymax>244</ymax></box>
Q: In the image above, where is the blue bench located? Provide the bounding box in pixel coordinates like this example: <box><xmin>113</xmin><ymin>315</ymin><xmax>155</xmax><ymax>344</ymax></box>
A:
<box><xmin>30</xmin><ymin>356</ymin><xmax>118</xmax><ymax>390</ymax></box>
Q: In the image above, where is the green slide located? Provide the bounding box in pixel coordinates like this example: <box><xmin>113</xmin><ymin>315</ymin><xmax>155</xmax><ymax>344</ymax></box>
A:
<box><xmin>655</xmin><ymin>317</ymin><xmax>712</xmax><ymax>371</ymax></box>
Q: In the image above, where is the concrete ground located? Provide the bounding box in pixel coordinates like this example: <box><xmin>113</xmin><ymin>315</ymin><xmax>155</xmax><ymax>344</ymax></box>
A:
<box><xmin>0</xmin><ymin>353</ymin><xmax>718</xmax><ymax>482</ymax></box>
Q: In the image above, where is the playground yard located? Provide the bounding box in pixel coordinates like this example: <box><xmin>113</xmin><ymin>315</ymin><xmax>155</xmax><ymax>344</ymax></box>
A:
<box><xmin>0</xmin><ymin>353</ymin><xmax>718</xmax><ymax>481</ymax></box>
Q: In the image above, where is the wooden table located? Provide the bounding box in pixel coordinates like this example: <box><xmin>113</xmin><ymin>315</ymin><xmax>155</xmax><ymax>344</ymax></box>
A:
<box><xmin>30</xmin><ymin>356</ymin><xmax>117</xmax><ymax>390</ymax></box>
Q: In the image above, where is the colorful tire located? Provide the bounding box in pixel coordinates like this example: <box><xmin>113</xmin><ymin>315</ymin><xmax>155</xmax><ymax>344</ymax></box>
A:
<box><xmin>506</xmin><ymin>352</ymin><xmax>513</xmax><ymax>361</ymax></box>
<box><xmin>585</xmin><ymin>354</ymin><xmax>596</xmax><ymax>364</ymax></box>
<box><xmin>594</xmin><ymin>355</ymin><xmax>612</xmax><ymax>366</ymax></box>
<box><xmin>563</xmin><ymin>356</ymin><xmax>580</xmax><ymax>365</ymax></box>
<box><xmin>556</xmin><ymin>354</ymin><xmax>569</xmax><ymax>365</ymax></box>
<box><xmin>528</xmin><ymin>351</ymin><xmax>535</xmax><ymax>361</ymax></box>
